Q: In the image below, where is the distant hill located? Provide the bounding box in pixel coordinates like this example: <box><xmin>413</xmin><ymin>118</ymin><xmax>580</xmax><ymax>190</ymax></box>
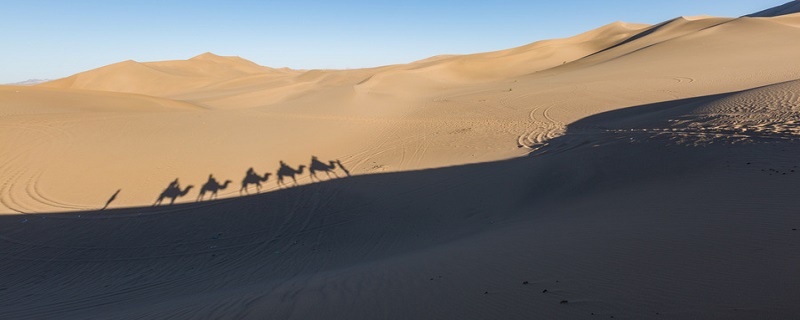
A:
<box><xmin>6</xmin><ymin>79</ymin><xmax>51</xmax><ymax>86</ymax></box>
<box><xmin>38</xmin><ymin>52</ymin><xmax>292</xmax><ymax>97</ymax></box>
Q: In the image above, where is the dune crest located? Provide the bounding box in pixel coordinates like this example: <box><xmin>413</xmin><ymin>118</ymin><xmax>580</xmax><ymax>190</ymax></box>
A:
<box><xmin>4</xmin><ymin>10</ymin><xmax>800</xmax><ymax>211</ymax></box>
<box><xmin>3</xmin><ymin>2</ymin><xmax>800</xmax><ymax>318</ymax></box>
<box><xmin>39</xmin><ymin>52</ymin><xmax>287</xmax><ymax>97</ymax></box>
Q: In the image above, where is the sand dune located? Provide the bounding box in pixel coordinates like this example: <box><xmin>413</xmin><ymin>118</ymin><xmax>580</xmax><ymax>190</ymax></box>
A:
<box><xmin>2</xmin><ymin>1</ymin><xmax>800</xmax><ymax>319</ymax></box>
<box><xmin>768</xmin><ymin>11</ymin><xmax>800</xmax><ymax>27</ymax></box>
<box><xmin>2</xmin><ymin>86</ymin><xmax>799</xmax><ymax>319</ymax></box>
<box><xmin>0</xmin><ymin>86</ymin><xmax>200</xmax><ymax>115</ymax></box>
<box><xmin>353</xmin><ymin>22</ymin><xmax>650</xmax><ymax>93</ymax></box>
<box><xmin>39</xmin><ymin>53</ymin><xmax>291</xmax><ymax>98</ymax></box>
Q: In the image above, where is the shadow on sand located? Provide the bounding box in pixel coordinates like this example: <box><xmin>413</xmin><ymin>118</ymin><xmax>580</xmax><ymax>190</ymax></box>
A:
<box><xmin>309</xmin><ymin>156</ymin><xmax>350</xmax><ymax>181</ymax></box>
<box><xmin>41</xmin><ymin>91</ymin><xmax>800</xmax><ymax>318</ymax></box>
<box><xmin>153</xmin><ymin>178</ymin><xmax>194</xmax><ymax>206</ymax></box>
<box><xmin>198</xmin><ymin>174</ymin><xmax>232</xmax><ymax>201</ymax></box>
<box><xmin>276</xmin><ymin>161</ymin><xmax>305</xmax><ymax>188</ymax></box>
<box><xmin>148</xmin><ymin>157</ymin><xmax>349</xmax><ymax>207</ymax></box>
<box><xmin>101</xmin><ymin>189</ymin><xmax>121</xmax><ymax>210</ymax></box>
<box><xmin>240</xmin><ymin>167</ymin><xmax>271</xmax><ymax>195</ymax></box>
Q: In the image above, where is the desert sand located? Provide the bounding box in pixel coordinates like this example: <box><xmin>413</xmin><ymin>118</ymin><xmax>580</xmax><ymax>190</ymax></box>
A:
<box><xmin>1</xmin><ymin>2</ymin><xmax>800</xmax><ymax>319</ymax></box>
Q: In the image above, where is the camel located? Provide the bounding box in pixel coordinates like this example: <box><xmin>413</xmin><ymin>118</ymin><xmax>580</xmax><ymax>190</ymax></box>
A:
<box><xmin>277</xmin><ymin>161</ymin><xmax>306</xmax><ymax>187</ymax></box>
<box><xmin>309</xmin><ymin>156</ymin><xmax>340</xmax><ymax>181</ymax></box>
<box><xmin>198</xmin><ymin>175</ymin><xmax>231</xmax><ymax>201</ymax></box>
<box><xmin>240</xmin><ymin>168</ymin><xmax>271</xmax><ymax>195</ymax></box>
<box><xmin>154</xmin><ymin>184</ymin><xmax>194</xmax><ymax>206</ymax></box>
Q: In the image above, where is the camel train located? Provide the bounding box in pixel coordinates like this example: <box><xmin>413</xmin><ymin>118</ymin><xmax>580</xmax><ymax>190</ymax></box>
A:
<box><xmin>154</xmin><ymin>157</ymin><xmax>350</xmax><ymax>205</ymax></box>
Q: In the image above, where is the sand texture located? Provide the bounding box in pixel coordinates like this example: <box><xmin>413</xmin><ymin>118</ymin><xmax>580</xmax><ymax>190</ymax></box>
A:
<box><xmin>1</xmin><ymin>5</ymin><xmax>800</xmax><ymax>319</ymax></box>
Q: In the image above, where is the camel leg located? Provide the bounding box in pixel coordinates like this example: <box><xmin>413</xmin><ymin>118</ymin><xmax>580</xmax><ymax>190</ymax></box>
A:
<box><xmin>292</xmin><ymin>176</ymin><xmax>298</xmax><ymax>186</ymax></box>
<box><xmin>256</xmin><ymin>182</ymin><xmax>261</xmax><ymax>193</ymax></box>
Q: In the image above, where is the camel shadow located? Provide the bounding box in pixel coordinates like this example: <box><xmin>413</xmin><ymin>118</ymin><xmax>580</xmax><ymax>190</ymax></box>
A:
<box><xmin>241</xmin><ymin>167</ymin><xmax>271</xmax><ymax>195</ymax></box>
<box><xmin>277</xmin><ymin>161</ymin><xmax>305</xmax><ymax>188</ymax></box>
<box><xmin>198</xmin><ymin>174</ymin><xmax>232</xmax><ymax>201</ymax></box>
<box><xmin>309</xmin><ymin>156</ymin><xmax>350</xmax><ymax>181</ymax></box>
<box><xmin>154</xmin><ymin>178</ymin><xmax>194</xmax><ymax>206</ymax></box>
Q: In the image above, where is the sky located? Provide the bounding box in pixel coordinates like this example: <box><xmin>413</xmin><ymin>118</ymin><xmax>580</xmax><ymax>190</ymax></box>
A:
<box><xmin>0</xmin><ymin>0</ymin><xmax>788</xmax><ymax>83</ymax></box>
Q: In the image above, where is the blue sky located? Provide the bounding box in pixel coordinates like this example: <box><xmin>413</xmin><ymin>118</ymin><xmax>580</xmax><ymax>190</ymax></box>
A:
<box><xmin>0</xmin><ymin>0</ymin><xmax>786</xmax><ymax>83</ymax></box>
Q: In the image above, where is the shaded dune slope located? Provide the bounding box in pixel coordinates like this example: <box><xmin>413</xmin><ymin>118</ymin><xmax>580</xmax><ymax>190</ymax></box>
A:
<box><xmin>746</xmin><ymin>0</ymin><xmax>800</xmax><ymax>17</ymax></box>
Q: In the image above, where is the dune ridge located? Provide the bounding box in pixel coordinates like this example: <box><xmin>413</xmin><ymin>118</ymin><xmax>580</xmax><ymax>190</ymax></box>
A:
<box><xmin>2</xmin><ymin>1</ymin><xmax>800</xmax><ymax>319</ymax></box>
<box><xmin>39</xmin><ymin>53</ymin><xmax>292</xmax><ymax>98</ymax></box>
<box><xmin>3</xmin><ymin>9</ymin><xmax>799</xmax><ymax>215</ymax></box>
